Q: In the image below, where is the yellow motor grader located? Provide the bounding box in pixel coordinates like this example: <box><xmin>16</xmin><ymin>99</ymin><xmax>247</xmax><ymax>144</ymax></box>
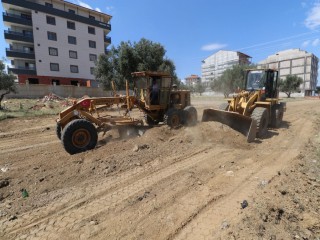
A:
<box><xmin>202</xmin><ymin>69</ymin><xmax>286</xmax><ymax>142</ymax></box>
<box><xmin>56</xmin><ymin>71</ymin><xmax>197</xmax><ymax>154</ymax></box>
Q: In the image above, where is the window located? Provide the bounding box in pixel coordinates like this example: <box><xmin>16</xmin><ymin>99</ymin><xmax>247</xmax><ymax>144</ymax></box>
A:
<box><xmin>67</xmin><ymin>21</ymin><xmax>76</xmax><ymax>30</ymax></box>
<box><xmin>89</xmin><ymin>40</ymin><xmax>96</xmax><ymax>48</ymax></box>
<box><xmin>90</xmin><ymin>67</ymin><xmax>94</xmax><ymax>75</ymax></box>
<box><xmin>68</xmin><ymin>9</ymin><xmax>75</xmax><ymax>14</ymax></box>
<box><xmin>68</xmin><ymin>36</ymin><xmax>77</xmax><ymax>45</ymax></box>
<box><xmin>70</xmin><ymin>65</ymin><xmax>79</xmax><ymax>73</ymax></box>
<box><xmin>46</xmin><ymin>16</ymin><xmax>56</xmax><ymax>25</ymax></box>
<box><xmin>89</xmin><ymin>54</ymin><xmax>97</xmax><ymax>61</ymax></box>
<box><xmin>49</xmin><ymin>47</ymin><xmax>58</xmax><ymax>56</ymax></box>
<box><xmin>45</xmin><ymin>2</ymin><xmax>53</xmax><ymax>7</ymax></box>
<box><xmin>89</xmin><ymin>15</ymin><xmax>95</xmax><ymax>20</ymax></box>
<box><xmin>88</xmin><ymin>26</ymin><xmax>95</xmax><ymax>35</ymax></box>
<box><xmin>69</xmin><ymin>50</ymin><xmax>78</xmax><ymax>59</ymax></box>
<box><xmin>47</xmin><ymin>31</ymin><xmax>57</xmax><ymax>41</ymax></box>
<box><xmin>50</xmin><ymin>63</ymin><xmax>59</xmax><ymax>71</ymax></box>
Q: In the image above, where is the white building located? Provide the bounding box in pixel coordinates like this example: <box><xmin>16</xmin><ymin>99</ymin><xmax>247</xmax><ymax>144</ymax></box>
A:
<box><xmin>201</xmin><ymin>50</ymin><xmax>251</xmax><ymax>87</ymax></box>
<box><xmin>258</xmin><ymin>49</ymin><xmax>318</xmax><ymax>96</ymax></box>
<box><xmin>185</xmin><ymin>74</ymin><xmax>201</xmax><ymax>86</ymax></box>
<box><xmin>2</xmin><ymin>0</ymin><xmax>112</xmax><ymax>86</ymax></box>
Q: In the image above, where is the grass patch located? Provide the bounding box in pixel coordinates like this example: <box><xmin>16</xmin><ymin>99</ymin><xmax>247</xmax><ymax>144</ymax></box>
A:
<box><xmin>0</xmin><ymin>98</ymin><xmax>65</xmax><ymax>121</ymax></box>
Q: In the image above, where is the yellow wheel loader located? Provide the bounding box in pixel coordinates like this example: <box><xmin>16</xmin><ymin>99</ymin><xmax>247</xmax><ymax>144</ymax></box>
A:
<box><xmin>202</xmin><ymin>69</ymin><xmax>286</xmax><ymax>142</ymax></box>
<box><xmin>56</xmin><ymin>71</ymin><xmax>197</xmax><ymax>154</ymax></box>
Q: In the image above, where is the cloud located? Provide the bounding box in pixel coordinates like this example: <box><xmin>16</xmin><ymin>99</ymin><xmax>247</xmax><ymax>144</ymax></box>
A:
<box><xmin>302</xmin><ymin>40</ymin><xmax>310</xmax><ymax>48</ymax></box>
<box><xmin>106</xmin><ymin>6</ymin><xmax>114</xmax><ymax>12</ymax></box>
<box><xmin>312</xmin><ymin>38</ymin><xmax>320</xmax><ymax>46</ymax></box>
<box><xmin>201</xmin><ymin>43</ymin><xmax>227</xmax><ymax>51</ymax></box>
<box><xmin>305</xmin><ymin>3</ymin><xmax>320</xmax><ymax>29</ymax></box>
<box><xmin>95</xmin><ymin>7</ymin><xmax>101</xmax><ymax>12</ymax></box>
<box><xmin>77</xmin><ymin>0</ymin><xmax>92</xmax><ymax>10</ymax></box>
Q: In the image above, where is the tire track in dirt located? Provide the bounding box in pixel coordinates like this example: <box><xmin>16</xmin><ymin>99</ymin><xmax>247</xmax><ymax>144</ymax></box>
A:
<box><xmin>1</xmin><ymin>146</ymin><xmax>222</xmax><ymax>239</ymax></box>
<box><xmin>171</xmin><ymin>103</ymin><xmax>317</xmax><ymax>240</ymax></box>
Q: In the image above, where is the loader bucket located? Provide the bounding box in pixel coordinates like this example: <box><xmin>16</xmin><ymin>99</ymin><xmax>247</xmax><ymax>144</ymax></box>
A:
<box><xmin>202</xmin><ymin>109</ymin><xmax>257</xmax><ymax>142</ymax></box>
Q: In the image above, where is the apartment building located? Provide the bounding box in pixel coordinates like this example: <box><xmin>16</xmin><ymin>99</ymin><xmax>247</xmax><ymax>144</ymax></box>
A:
<box><xmin>185</xmin><ymin>74</ymin><xmax>201</xmax><ymax>86</ymax></box>
<box><xmin>2</xmin><ymin>0</ymin><xmax>112</xmax><ymax>86</ymax></box>
<box><xmin>201</xmin><ymin>50</ymin><xmax>251</xmax><ymax>87</ymax></box>
<box><xmin>258</xmin><ymin>49</ymin><xmax>318</xmax><ymax>96</ymax></box>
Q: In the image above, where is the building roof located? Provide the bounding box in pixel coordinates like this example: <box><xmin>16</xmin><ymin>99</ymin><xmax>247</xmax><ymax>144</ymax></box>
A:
<box><xmin>61</xmin><ymin>0</ymin><xmax>112</xmax><ymax>20</ymax></box>
<box><xmin>185</xmin><ymin>74</ymin><xmax>200</xmax><ymax>79</ymax></box>
<box><xmin>202</xmin><ymin>50</ymin><xmax>251</xmax><ymax>63</ymax></box>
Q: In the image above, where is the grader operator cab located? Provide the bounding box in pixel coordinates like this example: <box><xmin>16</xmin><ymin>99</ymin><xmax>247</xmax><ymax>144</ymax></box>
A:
<box><xmin>56</xmin><ymin>71</ymin><xmax>197</xmax><ymax>154</ymax></box>
<box><xmin>202</xmin><ymin>69</ymin><xmax>286</xmax><ymax>142</ymax></box>
<box><xmin>132</xmin><ymin>71</ymin><xmax>197</xmax><ymax>127</ymax></box>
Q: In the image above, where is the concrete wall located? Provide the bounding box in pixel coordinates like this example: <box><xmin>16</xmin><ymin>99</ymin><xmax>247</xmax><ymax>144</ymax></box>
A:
<box><xmin>5</xmin><ymin>84</ymin><xmax>116</xmax><ymax>99</ymax></box>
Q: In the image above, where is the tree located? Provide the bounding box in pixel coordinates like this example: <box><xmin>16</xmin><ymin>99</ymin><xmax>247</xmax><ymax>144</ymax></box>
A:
<box><xmin>0</xmin><ymin>60</ymin><xmax>17</xmax><ymax>109</ymax></box>
<box><xmin>279</xmin><ymin>75</ymin><xmax>303</xmax><ymax>98</ymax></box>
<box><xmin>210</xmin><ymin>64</ymin><xmax>252</xmax><ymax>97</ymax></box>
<box><xmin>94</xmin><ymin>38</ymin><xmax>177</xmax><ymax>90</ymax></box>
<box><xmin>194</xmin><ymin>82</ymin><xmax>205</xmax><ymax>96</ymax></box>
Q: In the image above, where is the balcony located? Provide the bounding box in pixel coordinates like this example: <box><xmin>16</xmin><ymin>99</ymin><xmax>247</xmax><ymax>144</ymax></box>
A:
<box><xmin>2</xmin><ymin>0</ymin><xmax>111</xmax><ymax>30</ymax></box>
<box><xmin>6</xmin><ymin>48</ymin><xmax>35</xmax><ymax>59</ymax></box>
<box><xmin>8</xmin><ymin>66</ymin><xmax>36</xmax><ymax>75</ymax></box>
<box><xmin>104</xmin><ymin>36</ymin><xmax>111</xmax><ymax>44</ymax></box>
<box><xmin>3</xmin><ymin>12</ymin><xmax>32</xmax><ymax>26</ymax></box>
<box><xmin>4</xmin><ymin>30</ymin><xmax>34</xmax><ymax>43</ymax></box>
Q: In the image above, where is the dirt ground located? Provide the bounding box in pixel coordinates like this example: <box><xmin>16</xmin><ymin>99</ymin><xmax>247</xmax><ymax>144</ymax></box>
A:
<box><xmin>0</xmin><ymin>98</ymin><xmax>319</xmax><ymax>240</ymax></box>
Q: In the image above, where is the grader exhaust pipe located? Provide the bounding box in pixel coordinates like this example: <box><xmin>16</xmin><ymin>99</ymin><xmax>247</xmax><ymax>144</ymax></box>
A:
<box><xmin>202</xmin><ymin>109</ymin><xmax>257</xmax><ymax>142</ymax></box>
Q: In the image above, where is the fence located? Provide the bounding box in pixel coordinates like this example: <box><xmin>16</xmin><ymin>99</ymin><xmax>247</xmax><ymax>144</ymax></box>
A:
<box><xmin>5</xmin><ymin>84</ymin><xmax>116</xmax><ymax>99</ymax></box>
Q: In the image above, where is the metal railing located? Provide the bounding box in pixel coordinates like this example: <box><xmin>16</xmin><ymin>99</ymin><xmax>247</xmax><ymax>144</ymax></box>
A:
<box><xmin>3</xmin><ymin>12</ymin><xmax>32</xmax><ymax>21</ymax></box>
<box><xmin>104</xmin><ymin>36</ymin><xmax>111</xmax><ymax>43</ymax></box>
<box><xmin>10</xmin><ymin>66</ymin><xmax>36</xmax><ymax>71</ymax></box>
<box><xmin>5</xmin><ymin>30</ymin><xmax>34</xmax><ymax>38</ymax></box>
<box><xmin>6</xmin><ymin>48</ymin><xmax>34</xmax><ymax>54</ymax></box>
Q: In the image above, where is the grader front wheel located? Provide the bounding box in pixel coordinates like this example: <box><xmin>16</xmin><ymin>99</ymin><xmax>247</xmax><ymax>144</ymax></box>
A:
<box><xmin>61</xmin><ymin>119</ymin><xmax>98</xmax><ymax>155</ymax></box>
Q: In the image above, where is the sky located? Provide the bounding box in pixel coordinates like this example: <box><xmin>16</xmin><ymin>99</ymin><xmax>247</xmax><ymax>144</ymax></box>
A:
<box><xmin>1</xmin><ymin>0</ymin><xmax>320</xmax><ymax>85</ymax></box>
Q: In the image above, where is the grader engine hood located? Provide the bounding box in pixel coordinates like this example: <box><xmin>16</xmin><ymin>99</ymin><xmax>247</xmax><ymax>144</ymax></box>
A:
<box><xmin>202</xmin><ymin>109</ymin><xmax>257</xmax><ymax>142</ymax></box>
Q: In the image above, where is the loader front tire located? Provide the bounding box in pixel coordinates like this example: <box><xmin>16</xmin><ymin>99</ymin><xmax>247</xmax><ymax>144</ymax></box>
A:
<box><xmin>183</xmin><ymin>106</ymin><xmax>197</xmax><ymax>126</ymax></box>
<box><xmin>251</xmin><ymin>107</ymin><xmax>269</xmax><ymax>138</ymax></box>
<box><xmin>271</xmin><ymin>104</ymin><xmax>283</xmax><ymax>128</ymax></box>
<box><xmin>218</xmin><ymin>103</ymin><xmax>229</xmax><ymax>111</ymax></box>
<box><xmin>164</xmin><ymin>109</ymin><xmax>181</xmax><ymax>128</ymax></box>
<box><xmin>61</xmin><ymin>119</ymin><xmax>97</xmax><ymax>155</ymax></box>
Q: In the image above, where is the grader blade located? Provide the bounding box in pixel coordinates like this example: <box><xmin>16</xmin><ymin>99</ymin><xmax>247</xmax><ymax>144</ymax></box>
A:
<box><xmin>202</xmin><ymin>109</ymin><xmax>257</xmax><ymax>142</ymax></box>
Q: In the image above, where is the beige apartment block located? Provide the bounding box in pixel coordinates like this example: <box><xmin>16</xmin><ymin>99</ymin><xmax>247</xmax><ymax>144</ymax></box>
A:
<box><xmin>201</xmin><ymin>50</ymin><xmax>251</xmax><ymax>87</ymax></box>
<box><xmin>2</xmin><ymin>0</ymin><xmax>112</xmax><ymax>87</ymax></box>
<box><xmin>258</xmin><ymin>49</ymin><xmax>318</xmax><ymax>96</ymax></box>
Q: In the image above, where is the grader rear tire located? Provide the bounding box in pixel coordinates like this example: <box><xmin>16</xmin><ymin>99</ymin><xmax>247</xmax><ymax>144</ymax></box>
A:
<box><xmin>251</xmin><ymin>107</ymin><xmax>269</xmax><ymax>138</ymax></box>
<box><xmin>61</xmin><ymin>119</ymin><xmax>98</xmax><ymax>155</ymax></box>
<box><xmin>164</xmin><ymin>109</ymin><xmax>182</xmax><ymax>128</ymax></box>
<box><xmin>183</xmin><ymin>106</ymin><xmax>197</xmax><ymax>126</ymax></box>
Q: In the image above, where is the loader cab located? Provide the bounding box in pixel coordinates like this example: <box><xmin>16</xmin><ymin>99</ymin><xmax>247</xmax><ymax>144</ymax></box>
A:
<box><xmin>246</xmin><ymin>69</ymin><xmax>279</xmax><ymax>98</ymax></box>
